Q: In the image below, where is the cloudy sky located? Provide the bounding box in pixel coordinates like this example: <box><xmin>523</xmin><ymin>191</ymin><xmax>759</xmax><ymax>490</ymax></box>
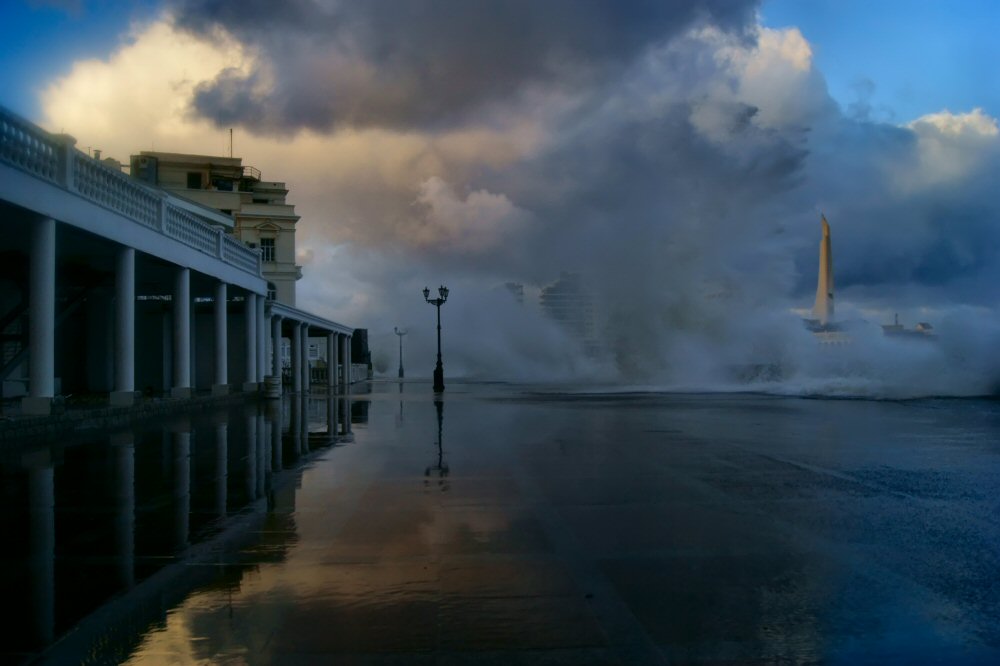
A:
<box><xmin>4</xmin><ymin>0</ymin><xmax>1000</xmax><ymax>394</ymax></box>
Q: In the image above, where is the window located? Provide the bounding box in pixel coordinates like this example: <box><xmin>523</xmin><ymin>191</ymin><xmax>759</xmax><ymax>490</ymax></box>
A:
<box><xmin>186</xmin><ymin>172</ymin><xmax>201</xmax><ymax>189</ymax></box>
<box><xmin>267</xmin><ymin>282</ymin><xmax>277</xmax><ymax>301</ymax></box>
<box><xmin>260</xmin><ymin>237</ymin><xmax>275</xmax><ymax>262</ymax></box>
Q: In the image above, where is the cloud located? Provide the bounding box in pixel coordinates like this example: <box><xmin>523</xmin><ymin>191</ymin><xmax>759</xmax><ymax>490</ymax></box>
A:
<box><xmin>411</xmin><ymin>177</ymin><xmax>527</xmax><ymax>253</ymax></box>
<box><xmin>169</xmin><ymin>0</ymin><xmax>760</xmax><ymax>133</ymax></box>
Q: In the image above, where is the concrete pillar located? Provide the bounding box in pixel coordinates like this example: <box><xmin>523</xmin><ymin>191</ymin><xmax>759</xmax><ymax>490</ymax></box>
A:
<box><xmin>341</xmin><ymin>333</ymin><xmax>352</xmax><ymax>392</ymax></box>
<box><xmin>292</xmin><ymin>322</ymin><xmax>302</xmax><ymax>393</ymax></box>
<box><xmin>111</xmin><ymin>247</ymin><xmax>136</xmax><ymax>406</ymax></box>
<box><xmin>212</xmin><ymin>282</ymin><xmax>228</xmax><ymax>395</ymax></box>
<box><xmin>256</xmin><ymin>296</ymin><xmax>266</xmax><ymax>383</ymax></box>
<box><xmin>271</xmin><ymin>316</ymin><xmax>282</xmax><ymax>379</ymax></box>
<box><xmin>24</xmin><ymin>217</ymin><xmax>56</xmax><ymax>416</ymax></box>
<box><xmin>326</xmin><ymin>333</ymin><xmax>336</xmax><ymax>392</ymax></box>
<box><xmin>330</xmin><ymin>331</ymin><xmax>340</xmax><ymax>393</ymax></box>
<box><xmin>171</xmin><ymin>268</ymin><xmax>191</xmax><ymax>398</ymax></box>
<box><xmin>243</xmin><ymin>293</ymin><xmax>257</xmax><ymax>392</ymax></box>
<box><xmin>301</xmin><ymin>325</ymin><xmax>311</xmax><ymax>393</ymax></box>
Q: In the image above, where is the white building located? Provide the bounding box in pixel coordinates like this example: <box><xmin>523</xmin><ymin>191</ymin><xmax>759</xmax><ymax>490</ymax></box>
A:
<box><xmin>130</xmin><ymin>152</ymin><xmax>302</xmax><ymax>306</ymax></box>
<box><xmin>0</xmin><ymin>105</ymin><xmax>359</xmax><ymax>413</ymax></box>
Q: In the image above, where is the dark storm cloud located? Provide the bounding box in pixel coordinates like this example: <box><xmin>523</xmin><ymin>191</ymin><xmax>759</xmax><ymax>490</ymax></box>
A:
<box><xmin>170</xmin><ymin>0</ymin><xmax>760</xmax><ymax>132</ymax></box>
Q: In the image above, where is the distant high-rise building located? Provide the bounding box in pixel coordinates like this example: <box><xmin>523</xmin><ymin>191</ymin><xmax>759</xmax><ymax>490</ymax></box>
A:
<box><xmin>129</xmin><ymin>151</ymin><xmax>303</xmax><ymax>306</ymax></box>
<box><xmin>540</xmin><ymin>272</ymin><xmax>596</xmax><ymax>350</ymax></box>
<box><xmin>504</xmin><ymin>282</ymin><xmax>524</xmax><ymax>304</ymax></box>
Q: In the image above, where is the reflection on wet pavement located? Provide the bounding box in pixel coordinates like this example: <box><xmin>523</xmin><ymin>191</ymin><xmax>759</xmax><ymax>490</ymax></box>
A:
<box><xmin>3</xmin><ymin>382</ymin><xmax>1000</xmax><ymax>664</ymax></box>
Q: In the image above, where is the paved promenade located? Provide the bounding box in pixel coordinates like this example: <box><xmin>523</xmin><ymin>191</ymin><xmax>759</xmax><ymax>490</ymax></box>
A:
<box><xmin>8</xmin><ymin>381</ymin><xmax>1000</xmax><ymax>664</ymax></box>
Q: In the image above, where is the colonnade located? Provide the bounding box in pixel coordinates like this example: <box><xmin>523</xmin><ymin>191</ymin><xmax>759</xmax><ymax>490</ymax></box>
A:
<box><xmin>267</xmin><ymin>312</ymin><xmax>353</xmax><ymax>398</ymax></box>
<box><xmin>19</xmin><ymin>217</ymin><xmax>354</xmax><ymax>415</ymax></box>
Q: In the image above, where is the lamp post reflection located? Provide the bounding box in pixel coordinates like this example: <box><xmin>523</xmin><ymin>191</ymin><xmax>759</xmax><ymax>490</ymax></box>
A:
<box><xmin>394</xmin><ymin>326</ymin><xmax>407</xmax><ymax>378</ymax></box>
<box><xmin>425</xmin><ymin>399</ymin><xmax>449</xmax><ymax>490</ymax></box>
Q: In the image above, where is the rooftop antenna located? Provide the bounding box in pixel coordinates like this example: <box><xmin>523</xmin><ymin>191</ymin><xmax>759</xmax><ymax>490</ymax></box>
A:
<box><xmin>229</xmin><ymin>128</ymin><xmax>233</xmax><ymax>158</ymax></box>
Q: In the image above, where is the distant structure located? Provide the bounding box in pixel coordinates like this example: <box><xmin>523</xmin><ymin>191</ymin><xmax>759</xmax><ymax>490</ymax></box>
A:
<box><xmin>540</xmin><ymin>272</ymin><xmax>598</xmax><ymax>353</ymax></box>
<box><xmin>130</xmin><ymin>152</ymin><xmax>302</xmax><ymax>306</ymax></box>
<box><xmin>813</xmin><ymin>215</ymin><xmax>834</xmax><ymax>326</ymax></box>
<box><xmin>504</xmin><ymin>282</ymin><xmax>524</xmax><ymax>304</ymax></box>
<box><xmin>882</xmin><ymin>314</ymin><xmax>937</xmax><ymax>340</ymax></box>
<box><xmin>803</xmin><ymin>215</ymin><xmax>850</xmax><ymax>343</ymax></box>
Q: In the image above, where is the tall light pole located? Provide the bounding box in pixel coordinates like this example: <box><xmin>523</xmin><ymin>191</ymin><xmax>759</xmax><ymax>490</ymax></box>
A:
<box><xmin>422</xmin><ymin>285</ymin><xmax>449</xmax><ymax>392</ymax></box>
<box><xmin>394</xmin><ymin>327</ymin><xmax>407</xmax><ymax>378</ymax></box>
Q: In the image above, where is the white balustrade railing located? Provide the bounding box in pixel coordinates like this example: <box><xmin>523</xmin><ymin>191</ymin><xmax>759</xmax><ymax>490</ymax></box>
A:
<box><xmin>0</xmin><ymin>111</ymin><xmax>60</xmax><ymax>183</ymax></box>
<box><xmin>74</xmin><ymin>154</ymin><xmax>160</xmax><ymax>229</ymax></box>
<box><xmin>165</xmin><ymin>205</ymin><xmax>217</xmax><ymax>255</ymax></box>
<box><xmin>222</xmin><ymin>233</ymin><xmax>261</xmax><ymax>274</ymax></box>
<box><xmin>0</xmin><ymin>105</ymin><xmax>262</xmax><ymax>279</ymax></box>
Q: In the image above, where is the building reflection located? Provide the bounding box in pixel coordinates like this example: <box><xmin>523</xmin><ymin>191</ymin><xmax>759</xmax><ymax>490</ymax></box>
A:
<box><xmin>0</xmin><ymin>394</ymin><xmax>341</xmax><ymax>663</ymax></box>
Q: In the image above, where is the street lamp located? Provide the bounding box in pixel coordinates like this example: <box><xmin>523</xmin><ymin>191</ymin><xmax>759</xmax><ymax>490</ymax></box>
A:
<box><xmin>422</xmin><ymin>285</ymin><xmax>449</xmax><ymax>392</ymax></box>
<box><xmin>394</xmin><ymin>327</ymin><xmax>408</xmax><ymax>378</ymax></box>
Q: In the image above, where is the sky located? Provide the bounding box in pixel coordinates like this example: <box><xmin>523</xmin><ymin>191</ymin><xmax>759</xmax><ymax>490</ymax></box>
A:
<box><xmin>3</xmin><ymin>0</ymin><xmax>1000</xmax><ymax>396</ymax></box>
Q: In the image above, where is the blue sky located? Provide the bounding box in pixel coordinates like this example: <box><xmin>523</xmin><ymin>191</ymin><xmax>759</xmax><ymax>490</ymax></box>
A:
<box><xmin>2</xmin><ymin>0</ymin><xmax>998</xmax><ymax>124</ymax></box>
<box><xmin>761</xmin><ymin>0</ymin><xmax>1000</xmax><ymax>123</ymax></box>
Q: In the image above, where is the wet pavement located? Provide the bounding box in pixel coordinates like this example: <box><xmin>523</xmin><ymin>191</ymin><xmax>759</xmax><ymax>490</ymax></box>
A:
<box><xmin>3</xmin><ymin>381</ymin><xmax>1000</xmax><ymax>664</ymax></box>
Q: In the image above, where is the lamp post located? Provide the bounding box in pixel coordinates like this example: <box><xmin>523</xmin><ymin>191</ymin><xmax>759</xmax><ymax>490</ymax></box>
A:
<box><xmin>422</xmin><ymin>285</ymin><xmax>449</xmax><ymax>392</ymax></box>
<box><xmin>394</xmin><ymin>327</ymin><xmax>407</xmax><ymax>378</ymax></box>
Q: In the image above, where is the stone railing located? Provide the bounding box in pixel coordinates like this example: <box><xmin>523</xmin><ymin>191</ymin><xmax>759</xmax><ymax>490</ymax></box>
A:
<box><xmin>0</xmin><ymin>105</ymin><xmax>261</xmax><ymax>279</ymax></box>
<box><xmin>222</xmin><ymin>233</ymin><xmax>261</xmax><ymax>274</ymax></box>
<box><xmin>0</xmin><ymin>110</ymin><xmax>60</xmax><ymax>183</ymax></box>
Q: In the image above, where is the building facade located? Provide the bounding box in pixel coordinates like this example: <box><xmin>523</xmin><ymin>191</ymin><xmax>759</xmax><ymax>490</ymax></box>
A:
<box><xmin>130</xmin><ymin>152</ymin><xmax>302</xmax><ymax>305</ymax></box>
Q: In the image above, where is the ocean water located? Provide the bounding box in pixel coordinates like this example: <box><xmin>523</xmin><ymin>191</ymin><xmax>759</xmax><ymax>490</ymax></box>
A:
<box><xmin>3</xmin><ymin>381</ymin><xmax>999</xmax><ymax>664</ymax></box>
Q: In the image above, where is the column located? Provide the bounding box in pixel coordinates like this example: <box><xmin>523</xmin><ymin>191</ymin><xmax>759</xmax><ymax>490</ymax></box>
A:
<box><xmin>111</xmin><ymin>247</ymin><xmax>135</xmax><ymax>407</ymax></box>
<box><xmin>256</xmin><ymin>295</ymin><xmax>266</xmax><ymax>383</ymax></box>
<box><xmin>292</xmin><ymin>322</ymin><xmax>302</xmax><ymax>393</ymax></box>
<box><xmin>170</xmin><ymin>267</ymin><xmax>191</xmax><ymax>398</ymax></box>
<box><xmin>330</xmin><ymin>330</ymin><xmax>340</xmax><ymax>393</ymax></box>
<box><xmin>341</xmin><ymin>333</ymin><xmax>352</xmax><ymax>392</ymax></box>
<box><xmin>326</xmin><ymin>333</ymin><xmax>336</xmax><ymax>392</ymax></box>
<box><xmin>243</xmin><ymin>293</ymin><xmax>257</xmax><ymax>391</ymax></box>
<box><xmin>301</xmin><ymin>324</ymin><xmax>311</xmax><ymax>393</ymax></box>
<box><xmin>212</xmin><ymin>281</ymin><xmax>228</xmax><ymax>395</ymax></box>
<box><xmin>23</xmin><ymin>217</ymin><xmax>56</xmax><ymax>416</ymax></box>
<box><xmin>271</xmin><ymin>315</ymin><xmax>282</xmax><ymax>380</ymax></box>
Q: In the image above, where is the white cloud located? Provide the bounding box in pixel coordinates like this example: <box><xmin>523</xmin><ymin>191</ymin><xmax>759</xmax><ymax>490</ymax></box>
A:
<box><xmin>411</xmin><ymin>177</ymin><xmax>526</xmax><ymax>253</ymax></box>
<box><xmin>894</xmin><ymin>107</ymin><xmax>1000</xmax><ymax>191</ymax></box>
